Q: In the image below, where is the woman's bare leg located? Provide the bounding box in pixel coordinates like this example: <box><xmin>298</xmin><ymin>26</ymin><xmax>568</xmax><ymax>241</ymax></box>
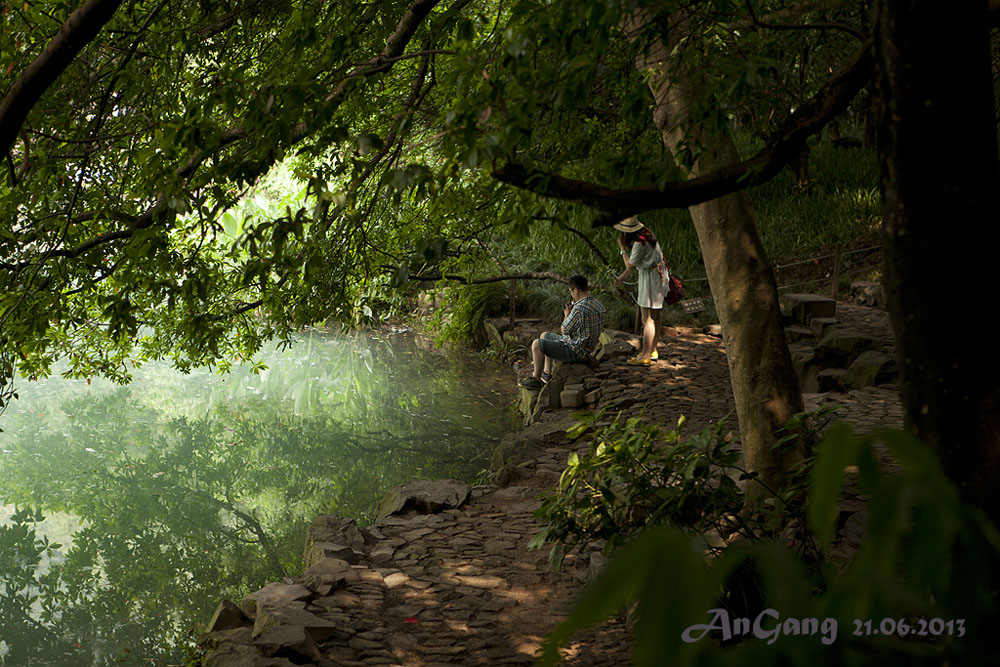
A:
<box><xmin>639</xmin><ymin>308</ymin><xmax>651</xmax><ymax>359</ymax></box>
<box><xmin>649</xmin><ymin>307</ymin><xmax>662</xmax><ymax>358</ymax></box>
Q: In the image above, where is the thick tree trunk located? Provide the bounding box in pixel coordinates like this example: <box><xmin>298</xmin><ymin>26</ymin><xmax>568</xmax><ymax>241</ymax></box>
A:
<box><xmin>877</xmin><ymin>1</ymin><xmax>1000</xmax><ymax>523</ymax></box>
<box><xmin>629</xmin><ymin>10</ymin><xmax>805</xmax><ymax>498</ymax></box>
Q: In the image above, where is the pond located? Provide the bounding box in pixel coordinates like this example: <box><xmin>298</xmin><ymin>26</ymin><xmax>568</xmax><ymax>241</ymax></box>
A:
<box><xmin>0</xmin><ymin>329</ymin><xmax>517</xmax><ymax>666</ymax></box>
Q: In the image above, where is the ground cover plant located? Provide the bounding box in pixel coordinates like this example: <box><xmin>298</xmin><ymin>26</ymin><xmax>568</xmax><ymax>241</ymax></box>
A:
<box><xmin>535</xmin><ymin>419</ymin><xmax>1000</xmax><ymax>666</ymax></box>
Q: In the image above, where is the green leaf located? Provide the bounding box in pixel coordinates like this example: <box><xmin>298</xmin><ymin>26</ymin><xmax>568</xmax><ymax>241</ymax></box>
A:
<box><xmin>807</xmin><ymin>424</ymin><xmax>859</xmax><ymax>547</ymax></box>
<box><xmin>456</xmin><ymin>17</ymin><xmax>475</xmax><ymax>41</ymax></box>
<box><xmin>539</xmin><ymin>530</ymin><xmax>716</xmax><ymax>667</ymax></box>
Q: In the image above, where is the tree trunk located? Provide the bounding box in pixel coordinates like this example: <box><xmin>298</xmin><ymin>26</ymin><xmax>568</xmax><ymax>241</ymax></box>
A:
<box><xmin>629</xmin><ymin>9</ymin><xmax>805</xmax><ymax>499</ymax></box>
<box><xmin>876</xmin><ymin>0</ymin><xmax>1000</xmax><ymax>523</ymax></box>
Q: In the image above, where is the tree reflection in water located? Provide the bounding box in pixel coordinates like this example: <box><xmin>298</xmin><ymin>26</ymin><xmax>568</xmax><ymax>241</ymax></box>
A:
<box><xmin>0</xmin><ymin>332</ymin><xmax>514</xmax><ymax>666</ymax></box>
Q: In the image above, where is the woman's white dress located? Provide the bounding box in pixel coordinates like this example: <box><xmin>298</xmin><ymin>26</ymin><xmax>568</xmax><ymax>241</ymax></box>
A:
<box><xmin>629</xmin><ymin>241</ymin><xmax>668</xmax><ymax>309</ymax></box>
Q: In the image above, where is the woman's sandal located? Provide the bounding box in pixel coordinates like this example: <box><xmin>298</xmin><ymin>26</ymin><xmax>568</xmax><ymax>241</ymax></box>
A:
<box><xmin>626</xmin><ymin>356</ymin><xmax>652</xmax><ymax>366</ymax></box>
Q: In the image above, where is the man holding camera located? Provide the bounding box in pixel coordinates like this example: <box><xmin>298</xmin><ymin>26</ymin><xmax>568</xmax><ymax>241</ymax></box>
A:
<box><xmin>519</xmin><ymin>274</ymin><xmax>606</xmax><ymax>389</ymax></box>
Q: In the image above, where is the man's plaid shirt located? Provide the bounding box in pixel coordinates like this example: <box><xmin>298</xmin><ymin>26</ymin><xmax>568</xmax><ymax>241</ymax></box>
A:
<box><xmin>561</xmin><ymin>296</ymin><xmax>606</xmax><ymax>356</ymax></box>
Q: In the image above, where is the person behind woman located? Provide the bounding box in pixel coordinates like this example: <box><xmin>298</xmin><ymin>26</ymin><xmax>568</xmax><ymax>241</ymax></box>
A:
<box><xmin>613</xmin><ymin>216</ymin><xmax>667</xmax><ymax>366</ymax></box>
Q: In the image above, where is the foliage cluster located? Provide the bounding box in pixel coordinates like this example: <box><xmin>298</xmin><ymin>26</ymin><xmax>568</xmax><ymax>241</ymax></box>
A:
<box><xmin>1</xmin><ymin>0</ymin><xmax>880</xmax><ymax>402</ymax></box>
<box><xmin>530</xmin><ymin>412</ymin><xmax>747</xmax><ymax>566</ymax></box>
<box><xmin>428</xmin><ymin>281</ymin><xmax>510</xmax><ymax>345</ymax></box>
<box><xmin>530</xmin><ymin>407</ymin><xmax>837</xmax><ymax>569</ymax></box>
<box><xmin>534</xmin><ymin>420</ymin><xmax>1000</xmax><ymax>666</ymax></box>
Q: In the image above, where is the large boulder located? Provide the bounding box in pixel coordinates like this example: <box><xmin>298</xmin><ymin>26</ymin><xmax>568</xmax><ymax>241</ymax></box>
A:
<box><xmin>850</xmin><ymin>281</ymin><xmax>885</xmax><ymax>308</ymax></box>
<box><xmin>788</xmin><ymin>344</ymin><xmax>820</xmax><ymax>394</ymax></box>
<box><xmin>815</xmin><ymin>327</ymin><xmax>881</xmax><ymax>367</ymax></box>
<box><xmin>376</xmin><ymin>479</ymin><xmax>471</xmax><ymax>519</ymax></box>
<box><xmin>490</xmin><ymin>417</ymin><xmax>572</xmax><ymax>471</ymax></box>
<box><xmin>845</xmin><ymin>350</ymin><xmax>899</xmax><ymax>389</ymax></box>
<box><xmin>253</xmin><ymin>624</ymin><xmax>324</xmax><ymax>664</ymax></box>
<box><xmin>205</xmin><ymin>600</ymin><xmax>251</xmax><ymax>633</ymax></box>
<box><xmin>595</xmin><ymin>329</ymin><xmax>637</xmax><ymax>361</ymax></box>
<box><xmin>817</xmin><ymin>368</ymin><xmax>848</xmax><ymax>393</ymax></box>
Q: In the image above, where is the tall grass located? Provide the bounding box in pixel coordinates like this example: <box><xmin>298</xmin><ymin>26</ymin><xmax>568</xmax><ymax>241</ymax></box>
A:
<box><xmin>752</xmin><ymin>143</ymin><xmax>882</xmax><ymax>260</ymax></box>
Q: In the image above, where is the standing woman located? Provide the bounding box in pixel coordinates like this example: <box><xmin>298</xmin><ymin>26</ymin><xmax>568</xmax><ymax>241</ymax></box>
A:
<box><xmin>614</xmin><ymin>216</ymin><xmax>667</xmax><ymax>366</ymax></box>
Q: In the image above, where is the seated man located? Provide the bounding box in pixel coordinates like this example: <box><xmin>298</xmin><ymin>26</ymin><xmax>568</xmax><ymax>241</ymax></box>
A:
<box><xmin>519</xmin><ymin>274</ymin><xmax>606</xmax><ymax>389</ymax></box>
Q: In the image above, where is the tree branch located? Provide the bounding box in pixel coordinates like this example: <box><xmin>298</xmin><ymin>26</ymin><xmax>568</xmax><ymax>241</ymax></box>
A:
<box><xmin>734</xmin><ymin>0</ymin><xmax>861</xmax><ymax>26</ymax></box>
<box><xmin>491</xmin><ymin>39</ymin><xmax>874</xmax><ymax>222</ymax></box>
<box><xmin>409</xmin><ymin>270</ymin><xmax>570</xmax><ymax>284</ymax></box>
<box><xmin>173</xmin><ymin>0</ymin><xmax>444</xmax><ymax>191</ymax></box>
<box><xmin>324</xmin><ymin>0</ymin><xmax>443</xmax><ymax>104</ymax></box>
<box><xmin>743</xmin><ymin>0</ymin><xmax>867</xmax><ymax>41</ymax></box>
<box><xmin>553</xmin><ymin>219</ymin><xmax>612</xmax><ymax>268</ymax></box>
<box><xmin>0</xmin><ymin>0</ymin><xmax>126</xmax><ymax>157</ymax></box>
<box><xmin>6</xmin><ymin>0</ymin><xmax>443</xmax><ymax>276</ymax></box>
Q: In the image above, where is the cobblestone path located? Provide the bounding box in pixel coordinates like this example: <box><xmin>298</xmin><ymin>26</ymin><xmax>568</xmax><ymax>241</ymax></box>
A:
<box><xmin>201</xmin><ymin>304</ymin><xmax>902</xmax><ymax>666</ymax></box>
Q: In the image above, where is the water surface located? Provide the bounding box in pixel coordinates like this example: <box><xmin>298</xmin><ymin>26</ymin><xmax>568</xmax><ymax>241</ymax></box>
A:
<box><xmin>0</xmin><ymin>330</ymin><xmax>515</xmax><ymax>666</ymax></box>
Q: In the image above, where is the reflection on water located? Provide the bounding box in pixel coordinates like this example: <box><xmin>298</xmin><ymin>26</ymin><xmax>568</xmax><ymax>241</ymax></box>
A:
<box><xmin>0</xmin><ymin>330</ymin><xmax>515</xmax><ymax>666</ymax></box>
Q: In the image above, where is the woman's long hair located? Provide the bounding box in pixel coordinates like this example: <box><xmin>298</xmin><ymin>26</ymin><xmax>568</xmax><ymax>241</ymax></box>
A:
<box><xmin>624</xmin><ymin>226</ymin><xmax>657</xmax><ymax>247</ymax></box>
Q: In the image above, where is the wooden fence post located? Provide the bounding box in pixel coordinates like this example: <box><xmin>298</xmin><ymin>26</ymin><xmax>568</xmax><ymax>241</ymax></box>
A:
<box><xmin>509</xmin><ymin>279</ymin><xmax>516</xmax><ymax>330</ymax></box>
<box><xmin>831</xmin><ymin>245</ymin><xmax>842</xmax><ymax>300</ymax></box>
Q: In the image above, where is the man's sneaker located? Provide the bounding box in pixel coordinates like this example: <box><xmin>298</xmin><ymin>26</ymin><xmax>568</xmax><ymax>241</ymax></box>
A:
<box><xmin>541</xmin><ymin>372</ymin><xmax>552</xmax><ymax>384</ymax></box>
<box><xmin>519</xmin><ymin>376</ymin><xmax>544</xmax><ymax>389</ymax></box>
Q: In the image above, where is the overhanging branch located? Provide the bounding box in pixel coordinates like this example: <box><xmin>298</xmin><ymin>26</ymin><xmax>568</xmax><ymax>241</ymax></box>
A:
<box><xmin>409</xmin><ymin>270</ymin><xmax>570</xmax><ymax>284</ymax></box>
<box><xmin>492</xmin><ymin>39</ymin><xmax>874</xmax><ymax>223</ymax></box>
<box><xmin>0</xmin><ymin>0</ymin><xmax>126</xmax><ymax>157</ymax></box>
<box><xmin>7</xmin><ymin>0</ymin><xmax>444</xmax><ymax>275</ymax></box>
<box><xmin>743</xmin><ymin>0</ymin><xmax>867</xmax><ymax>41</ymax></box>
<box><xmin>175</xmin><ymin>0</ymin><xmax>444</xmax><ymax>189</ymax></box>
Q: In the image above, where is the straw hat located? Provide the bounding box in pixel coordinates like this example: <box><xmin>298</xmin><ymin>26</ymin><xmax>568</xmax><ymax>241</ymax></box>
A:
<box><xmin>612</xmin><ymin>216</ymin><xmax>644</xmax><ymax>233</ymax></box>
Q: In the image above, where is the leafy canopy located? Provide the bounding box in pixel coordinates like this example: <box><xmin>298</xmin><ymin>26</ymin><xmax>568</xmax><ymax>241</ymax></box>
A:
<box><xmin>1</xmin><ymin>0</ymin><xmax>871</xmax><ymax>401</ymax></box>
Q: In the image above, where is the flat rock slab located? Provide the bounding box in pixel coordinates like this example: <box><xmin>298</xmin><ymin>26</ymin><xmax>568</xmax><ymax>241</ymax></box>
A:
<box><xmin>253</xmin><ymin>624</ymin><xmax>323</xmax><ymax>663</ymax></box>
<box><xmin>782</xmin><ymin>293</ymin><xmax>837</xmax><ymax>324</ymax></box>
<box><xmin>242</xmin><ymin>583</ymin><xmax>313</xmax><ymax>617</ymax></box>
<box><xmin>206</xmin><ymin>600</ymin><xmax>251</xmax><ymax>633</ymax></box>
<box><xmin>377</xmin><ymin>479</ymin><xmax>471</xmax><ymax>519</ymax></box>
<box><xmin>253</xmin><ymin>606</ymin><xmax>339</xmax><ymax>641</ymax></box>
<box><xmin>304</xmin><ymin>557</ymin><xmax>361</xmax><ymax>585</ymax></box>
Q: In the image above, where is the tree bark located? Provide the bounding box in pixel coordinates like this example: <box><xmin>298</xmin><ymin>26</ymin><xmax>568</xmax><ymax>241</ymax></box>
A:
<box><xmin>628</xmin><ymin>7</ymin><xmax>805</xmax><ymax>499</ymax></box>
<box><xmin>877</xmin><ymin>0</ymin><xmax>1000</xmax><ymax>523</ymax></box>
